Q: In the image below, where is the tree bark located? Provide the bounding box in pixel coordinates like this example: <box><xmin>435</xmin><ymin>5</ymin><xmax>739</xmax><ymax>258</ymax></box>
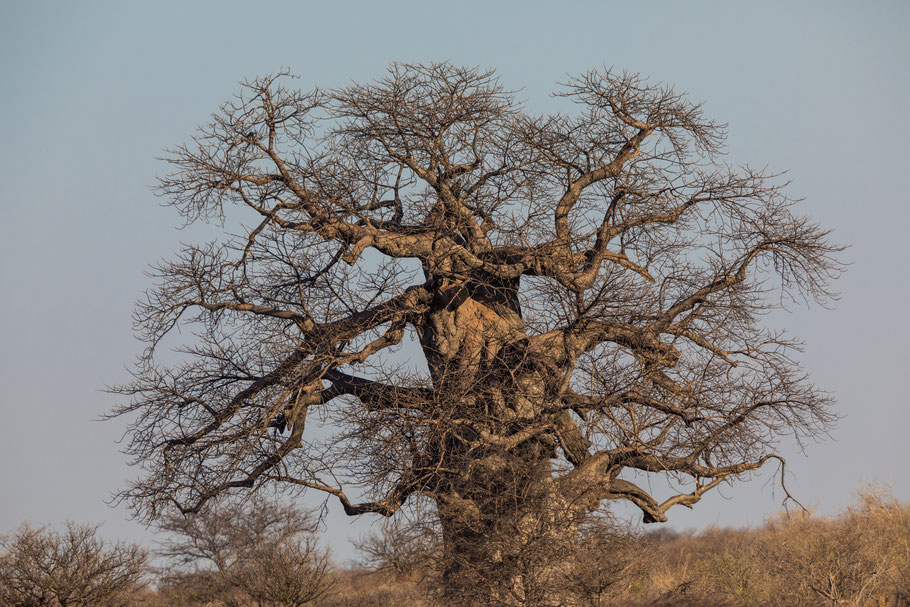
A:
<box><xmin>436</xmin><ymin>463</ymin><xmax>581</xmax><ymax>606</ymax></box>
<box><xmin>419</xmin><ymin>272</ymin><xmax>577</xmax><ymax>605</ymax></box>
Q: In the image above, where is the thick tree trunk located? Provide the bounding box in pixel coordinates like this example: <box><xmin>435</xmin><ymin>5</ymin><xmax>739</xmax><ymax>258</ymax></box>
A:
<box><xmin>435</xmin><ymin>460</ymin><xmax>580</xmax><ymax>606</ymax></box>
<box><xmin>418</xmin><ymin>273</ymin><xmax>579</xmax><ymax>605</ymax></box>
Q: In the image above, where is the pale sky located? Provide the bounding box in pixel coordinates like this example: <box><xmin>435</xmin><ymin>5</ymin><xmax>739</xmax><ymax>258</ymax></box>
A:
<box><xmin>1</xmin><ymin>1</ymin><xmax>908</xmax><ymax>562</ymax></box>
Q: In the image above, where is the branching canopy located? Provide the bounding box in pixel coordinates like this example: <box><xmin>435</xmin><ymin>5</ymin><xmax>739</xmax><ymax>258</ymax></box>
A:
<box><xmin>111</xmin><ymin>63</ymin><xmax>841</xmax><ymax>532</ymax></box>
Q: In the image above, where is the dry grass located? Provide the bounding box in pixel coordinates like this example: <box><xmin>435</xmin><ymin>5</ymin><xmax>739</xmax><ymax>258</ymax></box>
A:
<box><xmin>621</xmin><ymin>485</ymin><xmax>910</xmax><ymax>607</ymax></box>
<box><xmin>8</xmin><ymin>487</ymin><xmax>904</xmax><ymax>606</ymax></box>
<box><xmin>318</xmin><ymin>486</ymin><xmax>909</xmax><ymax>607</ymax></box>
<box><xmin>315</xmin><ymin>569</ymin><xmax>430</xmax><ymax>607</ymax></box>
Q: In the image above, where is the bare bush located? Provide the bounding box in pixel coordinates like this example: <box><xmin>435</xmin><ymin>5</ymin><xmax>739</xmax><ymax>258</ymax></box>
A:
<box><xmin>353</xmin><ymin>518</ymin><xmax>439</xmax><ymax>578</ymax></box>
<box><xmin>562</xmin><ymin>517</ymin><xmax>655</xmax><ymax>607</ymax></box>
<box><xmin>156</xmin><ymin>496</ymin><xmax>333</xmax><ymax>607</ymax></box>
<box><xmin>0</xmin><ymin>522</ymin><xmax>147</xmax><ymax>607</ymax></box>
<box><xmin>230</xmin><ymin>537</ymin><xmax>334</xmax><ymax>607</ymax></box>
<box><xmin>156</xmin><ymin>494</ymin><xmax>313</xmax><ymax>573</ymax></box>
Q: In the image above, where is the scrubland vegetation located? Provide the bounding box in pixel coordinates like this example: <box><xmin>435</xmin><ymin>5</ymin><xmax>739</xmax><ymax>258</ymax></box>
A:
<box><xmin>626</xmin><ymin>486</ymin><xmax>910</xmax><ymax>607</ymax></box>
<box><xmin>328</xmin><ymin>486</ymin><xmax>910</xmax><ymax>607</ymax></box>
<box><xmin>2</xmin><ymin>487</ymin><xmax>907</xmax><ymax>607</ymax></box>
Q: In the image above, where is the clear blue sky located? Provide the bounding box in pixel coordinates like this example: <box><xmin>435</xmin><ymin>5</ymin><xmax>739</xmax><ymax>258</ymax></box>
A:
<box><xmin>1</xmin><ymin>1</ymin><xmax>908</xmax><ymax>562</ymax></box>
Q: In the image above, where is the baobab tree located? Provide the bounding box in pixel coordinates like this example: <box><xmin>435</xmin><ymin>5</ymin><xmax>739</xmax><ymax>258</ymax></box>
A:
<box><xmin>111</xmin><ymin>63</ymin><xmax>841</xmax><ymax>604</ymax></box>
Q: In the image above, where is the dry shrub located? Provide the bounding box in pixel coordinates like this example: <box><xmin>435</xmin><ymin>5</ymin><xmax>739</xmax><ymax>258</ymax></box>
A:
<box><xmin>352</xmin><ymin>518</ymin><xmax>440</xmax><ymax>579</ymax></box>
<box><xmin>154</xmin><ymin>496</ymin><xmax>334</xmax><ymax>607</ymax></box>
<box><xmin>0</xmin><ymin>522</ymin><xmax>148</xmax><ymax>607</ymax></box>
<box><xmin>230</xmin><ymin>537</ymin><xmax>334</xmax><ymax>607</ymax></box>
<box><xmin>626</xmin><ymin>527</ymin><xmax>762</xmax><ymax>607</ymax></box>
<box><xmin>625</xmin><ymin>486</ymin><xmax>910</xmax><ymax>607</ymax></box>
<box><xmin>757</xmin><ymin>486</ymin><xmax>910</xmax><ymax>607</ymax></box>
<box><xmin>561</xmin><ymin>518</ymin><xmax>656</xmax><ymax>607</ymax></box>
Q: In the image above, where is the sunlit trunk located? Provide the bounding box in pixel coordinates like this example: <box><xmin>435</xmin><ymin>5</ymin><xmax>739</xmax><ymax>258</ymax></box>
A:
<box><xmin>419</xmin><ymin>273</ymin><xmax>578</xmax><ymax>605</ymax></box>
<box><xmin>435</xmin><ymin>461</ymin><xmax>580</xmax><ymax>606</ymax></box>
